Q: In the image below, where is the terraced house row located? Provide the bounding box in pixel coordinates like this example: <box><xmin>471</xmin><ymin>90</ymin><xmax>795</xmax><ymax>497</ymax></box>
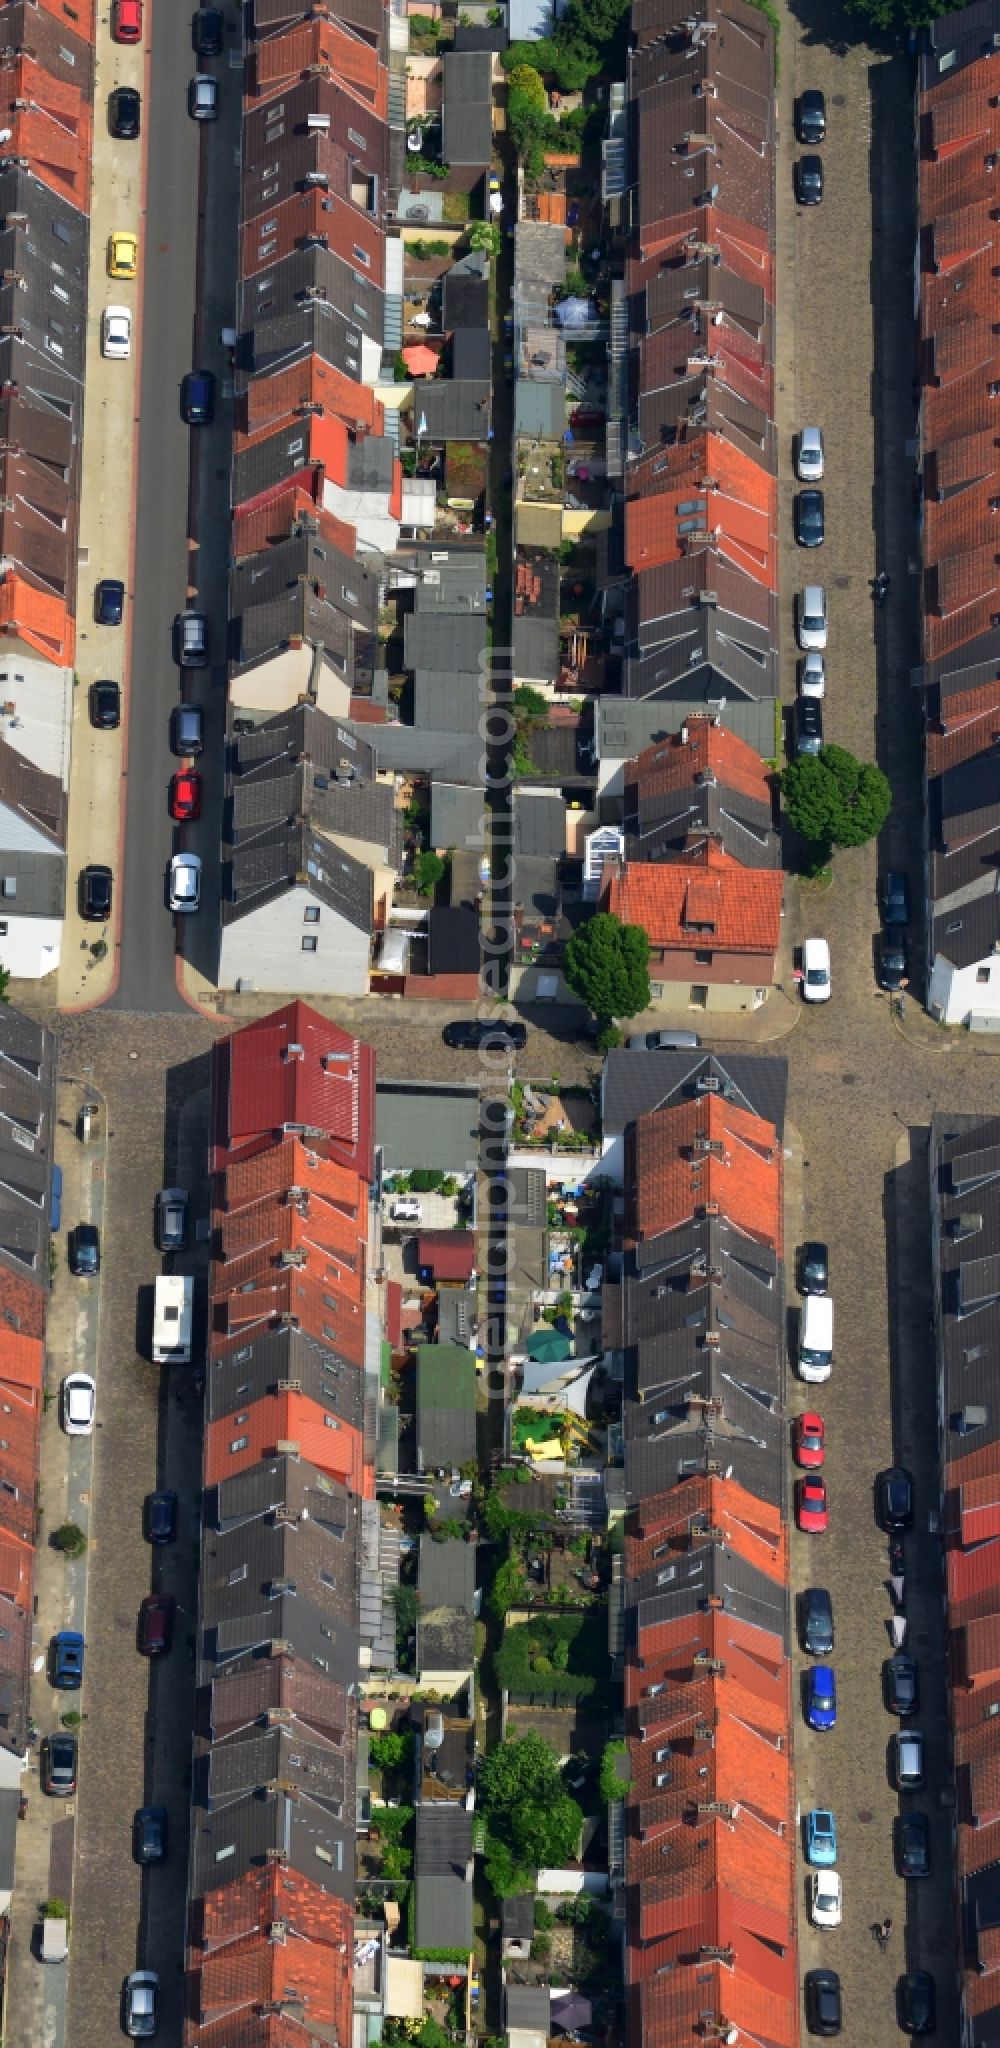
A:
<box><xmin>184</xmin><ymin>1002</ymin><xmax>383</xmax><ymax>2046</ymax></box>
<box><xmin>599</xmin><ymin>1045</ymin><xmax>798</xmax><ymax>2048</ymax></box>
<box><xmin>0</xmin><ymin>0</ymin><xmax>96</xmax><ymax>977</ymax></box>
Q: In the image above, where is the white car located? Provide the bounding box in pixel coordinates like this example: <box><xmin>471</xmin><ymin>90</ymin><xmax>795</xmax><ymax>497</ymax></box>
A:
<box><xmin>61</xmin><ymin>1371</ymin><xmax>96</xmax><ymax>1436</ymax></box>
<box><xmin>801</xmin><ymin>937</ymin><xmax>831</xmax><ymax>1002</ymax></box>
<box><xmin>808</xmin><ymin>1869</ymin><xmax>842</xmax><ymax>1929</ymax></box>
<box><xmin>102</xmin><ymin>305</ymin><xmax>131</xmax><ymax>360</ymax></box>
<box><xmin>799</xmin><ymin>652</ymin><xmax>826</xmax><ymax>699</ymax></box>
<box><xmin>169</xmin><ymin>851</ymin><xmax>201</xmax><ymax>913</ymax></box>
<box><xmin>797</xmin><ymin>585</ymin><xmax>828</xmax><ymax>651</ymax></box>
<box><xmin>797</xmin><ymin>426</ymin><xmax>825</xmax><ymax>480</ymax></box>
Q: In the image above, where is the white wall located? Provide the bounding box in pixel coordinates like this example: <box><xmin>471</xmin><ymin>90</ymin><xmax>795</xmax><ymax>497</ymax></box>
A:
<box><xmin>928</xmin><ymin>949</ymin><xmax>1000</xmax><ymax>1026</ymax></box>
<box><xmin>218</xmin><ymin>888</ymin><xmax>370</xmax><ymax>994</ymax></box>
<box><xmin>0</xmin><ymin>915</ymin><xmax>61</xmax><ymax>979</ymax></box>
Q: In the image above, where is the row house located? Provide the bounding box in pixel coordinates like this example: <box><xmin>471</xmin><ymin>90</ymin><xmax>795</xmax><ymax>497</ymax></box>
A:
<box><xmin>929</xmin><ymin>1108</ymin><xmax>1000</xmax><ymax>2041</ymax></box>
<box><xmin>185</xmin><ymin>1002</ymin><xmax>386</xmax><ymax>2048</ymax></box>
<box><xmin>602</xmin><ymin>1044</ymin><xmax>798</xmax><ymax>2048</ymax></box>
<box><xmin>0</xmin><ymin>0</ymin><xmax>95</xmax><ymax>974</ymax></box>
<box><xmin>917</xmin><ymin>5</ymin><xmax>1000</xmax><ymax>1023</ymax></box>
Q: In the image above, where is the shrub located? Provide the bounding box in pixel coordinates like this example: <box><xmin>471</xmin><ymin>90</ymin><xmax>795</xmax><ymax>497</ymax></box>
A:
<box><xmin>52</xmin><ymin>1523</ymin><xmax>87</xmax><ymax>1559</ymax></box>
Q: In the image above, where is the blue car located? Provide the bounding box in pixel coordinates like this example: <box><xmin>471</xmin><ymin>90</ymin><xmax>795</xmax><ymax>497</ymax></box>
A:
<box><xmin>806</xmin><ymin>1664</ymin><xmax>837</xmax><ymax>1730</ymax></box>
<box><xmin>805</xmin><ymin>1807</ymin><xmax>837</xmax><ymax>1865</ymax></box>
<box><xmin>52</xmin><ymin>1629</ymin><xmax>84</xmax><ymax>1690</ymax></box>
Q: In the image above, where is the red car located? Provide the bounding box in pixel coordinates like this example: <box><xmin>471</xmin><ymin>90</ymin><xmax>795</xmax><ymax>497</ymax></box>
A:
<box><xmin>796</xmin><ymin>1477</ymin><xmax>829</xmax><ymax>1534</ymax></box>
<box><xmin>793</xmin><ymin>1411</ymin><xmax>826</xmax><ymax>1469</ymax></box>
<box><xmin>112</xmin><ymin>0</ymin><xmax>142</xmax><ymax>41</ymax></box>
<box><xmin>138</xmin><ymin>1592</ymin><xmax>175</xmax><ymax>1656</ymax></box>
<box><xmin>170</xmin><ymin>770</ymin><xmax>202</xmax><ymax>822</ymax></box>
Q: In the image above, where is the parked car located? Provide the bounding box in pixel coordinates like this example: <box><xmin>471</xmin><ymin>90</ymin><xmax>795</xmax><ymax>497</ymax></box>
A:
<box><xmin>89</xmin><ymin>680</ymin><xmax>120</xmax><ymax>729</ymax></box>
<box><xmin>41</xmin><ymin>1731</ymin><xmax>77</xmax><ymax>1797</ymax></box>
<box><xmin>797</xmin><ymin>1476</ymin><xmax>829</xmax><ymax>1533</ymax></box>
<box><xmin>188</xmin><ymin>73</ymin><xmax>218</xmax><ymax>120</ymax></box>
<box><xmin>124</xmin><ymin>1972</ymin><xmax>159</xmax><ymax>2039</ymax></box>
<box><xmin>168</xmin><ymin>851</ymin><xmax>202</xmax><ymax>913</ymax></box>
<box><xmin>885</xmin><ymin>1653</ymin><xmax>920</xmax><ymax>1716</ymax></box>
<box><xmin>895</xmin><ymin>1811</ymin><xmax>930</xmax><ymax>1879</ymax></box>
<box><xmin>798</xmin><ymin>1241</ymin><xmax>829</xmax><ymax>1294</ymax></box>
<box><xmin>193</xmin><ymin>5</ymin><xmax>223</xmax><ymax>53</ymax></box>
<box><xmin>69</xmin><ymin>1222</ymin><xmax>100</xmax><ymax>1276</ymax></box>
<box><xmin>795</xmin><ymin>695</ymin><xmax>824</xmax><ymax>757</ymax></box>
<box><xmin>169</xmin><ymin>770</ymin><xmax>201</xmax><ymax>822</ymax></box>
<box><xmin>61</xmin><ymin>1371</ymin><xmax>96</xmax><ymax>1435</ymax></box>
<box><xmin>443</xmin><ymin>1019</ymin><xmax>526</xmax><ymax>1051</ymax></box>
<box><xmin>806</xmin><ymin>1663</ymin><xmax>837</xmax><ymax>1730</ymax></box>
<box><xmin>800</xmin><ymin>1587</ymin><xmax>834</xmax><ymax>1656</ymax></box>
<box><xmin>898</xmin><ymin>1972</ymin><xmax>936</xmax><ymax>2035</ymax></box>
<box><xmin>796</xmin><ymin>154</ymin><xmax>824</xmax><ymax>204</ymax></box>
<box><xmin>112</xmin><ymin>0</ymin><xmax>142</xmax><ymax>40</ymax></box>
<box><xmin>801</xmin><ymin>937</ymin><xmax>831</xmax><ymax>1002</ymax></box>
<box><xmin>793</xmin><ymin>1412</ymin><xmax>826</xmax><ymax>1468</ymax></box>
<box><xmin>155</xmin><ymin>1188</ymin><xmax>188</xmax><ymax>1251</ymax></box>
<box><xmin>626</xmin><ymin>1030</ymin><xmax>701</xmax><ymax>1050</ymax></box>
<box><xmin>808</xmin><ymin>1869</ymin><xmax>842</xmax><ymax>1928</ymax></box>
<box><xmin>892</xmin><ymin>1728</ymin><xmax>925</xmax><ymax>1790</ymax></box>
<box><xmin>805</xmin><ymin>1808</ymin><xmax>837</xmax><ymax>1866</ymax></box>
<box><xmin>796</xmin><ymin>488</ymin><xmax>825</xmax><ymax>548</ymax></box>
<box><xmin>80</xmin><ymin>864</ymin><xmax>113</xmax><ymax>922</ymax></box>
<box><xmin>52</xmin><ymin>1630</ymin><xmax>85</xmax><ymax>1689</ymax></box>
<box><xmin>878</xmin><ymin>925</ymin><xmax>908</xmax><ymax>992</ymax></box>
<box><xmin>882</xmin><ymin>870</ymin><xmax>911</xmax><ymax>925</ymax></box>
<box><xmin>878</xmin><ymin>1466</ymin><xmax>914</xmax><ymax>1532</ymax></box>
<box><xmin>799</xmin><ymin>652</ymin><xmax>826</xmax><ymax>698</ymax></box>
<box><xmin>797</xmin><ymin>89</ymin><xmax>827</xmax><ymax>143</ymax></box>
<box><xmin>798</xmin><ymin>585</ymin><xmax>828</xmax><ymax>650</ymax></box>
<box><xmin>805</xmin><ymin>1968</ymin><xmax>842</xmax><ymax>2037</ymax></box>
<box><xmin>797</xmin><ymin>426</ymin><xmax>825</xmax><ymax>481</ymax></box>
<box><xmin>139</xmin><ymin>1592</ymin><xmax>176</xmax><ymax>1656</ymax></box>
<box><xmin>96</xmin><ymin>578</ymin><xmax>124</xmax><ymax>626</ymax></box>
<box><xmin>181</xmin><ymin>370</ymin><xmax>215</xmax><ymax>423</ymax></box>
<box><xmin>101</xmin><ymin>305</ymin><xmax>131</xmax><ymax>360</ymax></box>
<box><xmin>110</xmin><ymin>85</ymin><xmax>141</xmax><ymax>138</ymax></box>
<box><xmin>174</xmin><ymin>610</ymin><xmax>208</xmax><ymax>667</ymax></box>
<box><xmin>134</xmin><ymin>1804</ymin><xmax>168</xmax><ymax>1864</ymax></box>
<box><xmin>170</xmin><ymin>702</ymin><xmax>204</xmax><ymax>756</ymax></box>
<box><xmin>107</xmin><ymin>230</ymin><xmax>138</xmax><ymax>280</ymax></box>
<box><xmin>144</xmin><ymin>1490</ymin><xmax>178</xmax><ymax>1544</ymax></box>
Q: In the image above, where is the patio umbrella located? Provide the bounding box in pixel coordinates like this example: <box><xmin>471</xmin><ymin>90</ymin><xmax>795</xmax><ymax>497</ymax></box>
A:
<box><xmin>402</xmin><ymin>343</ymin><xmax>439</xmax><ymax>376</ymax></box>
<box><xmin>552</xmin><ymin>1993</ymin><xmax>593</xmax><ymax>2032</ymax></box>
<box><xmin>527</xmin><ymin>1326</ymin><xmax>571</xmax><ymax>1363</ymax></box>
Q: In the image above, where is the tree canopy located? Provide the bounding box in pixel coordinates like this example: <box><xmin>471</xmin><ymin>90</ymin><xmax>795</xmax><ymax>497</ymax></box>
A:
<box><xmin>781</xmin><ymin>745</ymin><xmax>891</xmax><ymax>857</ymax></box>
<box><xmin>844</xmin><ymin>0</ymin><xmax>966</xmax><ymax>28</ymax></box>
<box><xmin>564</xmin><ymin>911</ymin><xmax>650</xmax><ymax>1024</ymax></box>
<box><xmin>479</xmin><ymin>1734</ymin><xmax>583</xmax><ymax>1895</ymax></box>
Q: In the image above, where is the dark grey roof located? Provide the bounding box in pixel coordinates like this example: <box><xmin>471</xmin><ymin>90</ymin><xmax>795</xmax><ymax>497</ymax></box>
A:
<box><xmin>0</xmin><ymin>332</ymin><xmax>82</xmax><ymax>447</ymax></box>
<box><xmin>417</xmin><ymin>1537</ymin><xmax>475</xmax><ymax>1677</ymax></box>
<box><xmin>624</xmin><ymin>556</ymin><xmax>778</xmax><ymax>704</ymax></box>
<box><xmin>511</xmin><ymin>854</ymin><xmax>560</xmax><ymax>918</ymax></box>
<box><xmin>0</xmin><ymin>164</ymin><xmax>89</xmax><ymax>388</ymax></box>
<box><xmin>428</xmin><ymin>905</ymin><xmax>480</xmax><ymax>974</ymax></box>
<box><xmin>190</xmin><ymin>1785</ymin><xmax>354</xmax><ymax>1901</ymax></box>
<box><xmin>931</xmin><ymin>1114</ymin><xmax>1000</xmax><ymax>1471</ymax></box>
<box><xmin>507</xmin><ymin>1987</ymin><xmax>552</xmax><ymax>2031</ymax></box>
<box><xmin>222</xmin><ymin>822</ymin><xmax>374</xmax><ymax>934</ymax></box>
<box><xmin>515</xmin><ymin>380</ymin><xmax>566</xmax><ymax>440</ymax></box>
<box><xmin>933</xmin><ymin>892</ymin><xmax>1000</xmax><ymax>972</ymax></box>
<box><xmin>597</xmin><ymin>694</ymin><xmax>779</xmax><ymax>763</ymax></box>
<box><xmin>524</xmin><ymin>721</ymin><xmax>594</xmax><ymax>786</ymax></box>
<box><xmin>637</xmin><ymin>357</ymin><xmax>773</xmax><ymax>468</ymax></box>
<box><xmin>415</xmin><ymin>1799</ymin><xmax>474</xmax><ymax>1876</ymax></box>
<box><xmin>442</xmin><ymin>53</ymin><xmax>494</xmax><ymax>164</ymax></box>
<box><xmin>203</xmin><ymin>1648</ymin><xmax>353</xmax><ymax>1749</ymax></box>
<box><xmin>0</xmin><ymin>841</ymin><xmax>64</xmax><ymax>919</ymax></box>
<box><xmin>415</xmin><ymin>380</ymin><xmax>491</xmax><ymax>442</ymax></box>
<box><xmin>0</xmin><ymin>731</ymin><xmax>66</xmax><ymax>849</ymax></box>
<box><xmin>502</xmin><ymin>1894</ymin><xmax>535</xmax><ymax>1942</ymax></box>
<box><xmin>226</xmin><ymin>704</ymin><xmax>398</xmax><ymax>863</ymax></box>
<box><xmin>409</xmin><ymin>550</ymin><xmax>489</xmax><ymax>611</ymax></box>
<box><xmin>452</xmin><ymin>328</ymin><xmax>492</xmax><ymax>380</ymax></box>
<box><xmin>505</xmin><ymin>1166</ymin><xmax>547</xmax><ymax>1227</ymax></box>
<box><xmin>353</xmin><ymin>723</ymin><xmax>483</xmax><ymax>780</ymax></box>
<box><xmin>516</xmin><ymin>221</ymin><xmax>567</xmax><ymax>288</ymax></box>
<box><xmin>436</xmin><ymin>1282</ymin><xmax>478</xmax><ymax>1347</ymax></box>
<box><xmin>623</xmin><ymin>754</ymin><xmax>779</xmax><ymax>868</ymax></box>
<box><xmin>624</xmin><ymin>1531</ymin><xmax>788</xmax><ymax>1651</ymax></box>
<box><xmin>405</xmin><ymin>610</ymin><xmax>488</xmax><ymax>674</ymax></box>
<box><xmin>0</xmin><ymin>1006</ymin><xmax>55</xmax><ymax>1284</ymax></box>
<box><xmin>414</xmin><ymin>671</ymin><xmax>483</xmax><ymax>733</ymax></box>
<box><xmin>206</xmin><ymin>1710</ymin><xmax>350</xmax><ymax>1810</ymax></box>
<box><xmin>602</xmin><ymin>1049</ymin><xmax>788</xmax><ymax>1143</ymax></box>
<box><xmin>442</xmin><ymin>271</ymin><xmax>489</xmax><ymax>330</ymax></box>
<box><xmin>239</xmin><ymin>245</ymin><xmax>384</xmax><ymax>383</ymax></box>
<box><xmin>515</xmin><ymin>791</ymin><xmax>566</xmax><ymax>856</ymax></box>
<box><xmin>453</xmin><ymin>21</ymin><xmax>507</xmax><ymax>48</ymax></box>
<box><xmin>920</xmin><ymin>0</ymin><xmax>1000</xmax><ymax>86</ymax></box>
<box><xmin>252</xmin><ymin>0</ymin><xmax>386</xmax><ymax>47</ymax></box>
<box><xmin>644</xmin><ymin>255</ymin><xmax>766</xmax><ymax>339</ymax></box>
<box><xmin>430</xmin><ymin>781</ymin><xmax>486</xmax><ymax>851</ymax></box>
<box><xmin>198</xmin><ymin>1508</ymin><xmax>359</xmax><ymax>1689</ymax></box>
<box><xmin>416</xmin><ymin>1344</ymin><xmax>477</xmax><ymax>1470</ymax></box>
<box><xmin>242</xmin><ymin>77</ymin><xmax>388</xmax><ymax>203</ymax></box>
<box><xmin>513</xmin><ymin>611</ymin><xmax>560</xmax><ymax>682</ymax></box>
<box><xmin>230</xmin><ymin>527</ymin><xmax>381</xmax><ymax>675</ymax></box>
<box><xmin>0</xmin><ymin>5</ymin><xmax>93</xmax><ymax>89</ymax></box>
<box><xmin>376</xmin><ymin>1079</ymin><xmax>480</xmax><ymax>1175</ymax></box>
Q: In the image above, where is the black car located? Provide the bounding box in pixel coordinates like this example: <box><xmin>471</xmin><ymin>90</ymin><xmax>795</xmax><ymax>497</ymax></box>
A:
<box><xmin>885</xmin><ymin>1652</ymin><xmax>920</xmax><ymax>1716</ymax></box>
<box><xmin>89</xmin><ymin>679</ymin><xmax>121</xmax><ymax>729</ymax></box>
<box><xmin>110</xmin><ymin>85</ymin><xmax>141</xmax><ymax>139</ymax></box>
<box><xmin>193</xmin><ymin>4</ymin><xmax>223</xmax><ymax>52</ymax></box>
<box><xmin>170</xmin><ymin>703</ymin><xmax>204</xmax><ymax>757</ymax></box>
<box><xmin>796</xmin><ymin>155</ymin><xmax>824</xmax><ymax>205</ymax></box>
<box><xmin>878</xmin><ymin>1465</ymin><xmax>914</xmax><ymax>1532</ymax></box>
<box><xmin>133</xmin><ymin>1804</ymin><xmax>168</xmax><ymax>1864</ymax></box>
<box><xmin>69</xmin><ymin>1222</ymin><xmax>100</xmax><ymax>1277</ymax></box>
<box><xmin>181</xmin><ymin>370</ymin><xmax>215</xmax><ymax>426</ymax></box>
<box><xmin>443</xmin><ymin>1019</ymin><xmax>527</xmax><ymax>1051</ymax></box>
<box><xmin>798</xmin><ymin>1240</ymin><xmax>829</xmax><ymax>1295</ymax></box>
<box><xmin>804</xmin><ymin>1968</ymin><xmax>841</xmax><ymax>2037</ymax></box>
<box><xmin>144</xmin><ymin>1489</ymin><xmax>178</xmax><ymax>1544</ymax></box>
<box><xmin>797</xmin><ymin>89</ymin><xmax>827</xmax><ymax>144</ymax></box>
<box><xmin>42</xmin><ymin>1731</ymin><xmax>77</xmax><ymax>1797</ymax></box>
<box><xmin>795</xmin><ymin>488</ymin><xmax>825</xmax><ymax>548</ymax></box>
<box><xmin>80</xmin><ymin>863</ymin><xmax>113</xmax><ymax>922</ymax></box>
<box><xmin>881</xmin><ymin>870</ymin><xmax>911</xmax><ymax>925</ymax></box>
<box><xmin>899</xmin><ymin>1972</ymin><xmax>936</xmax><ymax>2035</ymax></box>
<box><xmin>799</xmin><ymin>1586</ymin><xmax>834</xmax><ymax>1656</ymax></box>
<box><xmin>795</xmin><ymin>695</ymin><xmax>824</xmax><ymax>757</ymax></box>
<box><xmin>878</xmin><ymin>924</ymin><xmax>908</xmax><ymax>992</ymax></box>
<box><xmin>96</xmin><ymin>577</ymin><xmax>124</xmax><ymax>626</ymax></box>
<box><xmin>895</xmin><ymin>1811</ymin><xmax>930</xmax><ymax>1879</ymax></box>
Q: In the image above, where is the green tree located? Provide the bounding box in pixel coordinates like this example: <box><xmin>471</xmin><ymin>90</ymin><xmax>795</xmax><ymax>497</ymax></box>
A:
<box><xmin>417</xmin><ymin>2021</ymin><xmax>451</xmax><ymax>2048</ymax></box>
<box><xmin>844</xmin><ymin>0</ymin><xmax>963</xmax><ymax>26</ymax></box>
<box><xmin>489</xmin><ymin>1555</ymin><xmax>529</xmax><ymax>1619</ymax></box>
<box><xmin>480</xmin><ymin>1734</ymin><xmax>583</xmax><ymax>1894</ymax></box>
<box><xmin>564</xmin><ymin>911</ymin><xmax>650</xmax><ymax>1024</ymax></box>
<box><xmin>599</xmin><ymin>1738</ymin><xmax>631</xmax><ymax>1803</ymax></box>
<box><xmin>369</xmin><ymin>1730</ymin><xmax>413</xmax><ymax>1771</ymax></box>
<box><xmin>0</xmin><ymin>965</ymin><xmax>10</xmax><ymax>1003</ymax></box>
<box><xmin>467</xmin><ymin>220</ymin><xmax>500</xmax><ymax>255</ymax></box>
<box><xmin>413</xmin><ymin>849</ymin><xmax>447</xmax><ymax>897</ymax></box>
<box><xmin>781</xmin><ymin>745</ymin><xmax>891</xmax><ymax>856</ymax></box>
<box><xmin>507</xmin><ymin>64</ymin><xmax>547</xmax><ymax>109</ymax></box>
<box><xmin>52</xmin><ymin>1522</ymin><xmax>87</xmax><ymax>1559</ymax></box>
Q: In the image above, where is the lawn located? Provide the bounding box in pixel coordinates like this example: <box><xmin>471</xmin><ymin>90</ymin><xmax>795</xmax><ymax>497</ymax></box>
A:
<box><xmin>446</xmin><ymin>441</ymin><xmax>488</xmax><ymax>499</ymax></box>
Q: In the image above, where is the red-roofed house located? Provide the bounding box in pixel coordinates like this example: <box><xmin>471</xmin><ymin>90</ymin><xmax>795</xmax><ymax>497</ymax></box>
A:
<box><xmin>211</xmin><ymin>1003</ymin><xmax>375</xmax><ymax>1179</ymax></box>
<box><xmin>602</xmin><ymin>850</ymin><xmax>784</xmax><ymax>1011</ymax></box>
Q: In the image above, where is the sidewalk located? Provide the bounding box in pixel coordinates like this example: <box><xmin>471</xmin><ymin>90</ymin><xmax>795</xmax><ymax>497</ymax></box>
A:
<box><xmin>57</xmin><ymin>22</ymin><xmax>148</xmax><ymax>1012</ymax></box>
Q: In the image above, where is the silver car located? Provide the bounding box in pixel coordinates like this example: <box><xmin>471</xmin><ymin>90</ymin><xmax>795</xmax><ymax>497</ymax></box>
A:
<box><xmin>168</xmin><ymin>852</ymin><xmax>201</xmax><ymax>913</ymax></box>
<box><xmin>156</xmin><ymin>1188</ymin><xmax>188</xmax><ymax>1252</ymax></box>
<box><xmin>188</xmin><ymin>72</ymin><xmax>218</xmax><ymax>119</ymax></box>
<box><xmin>797</xmin><ymin>425</ymin><xmax>824</xmax><ymax>480</ymax></box>
<box><xmin>124</xmin><ymin>1971</ymin><xmax>158</xmax><ymax>2039</ymax></box>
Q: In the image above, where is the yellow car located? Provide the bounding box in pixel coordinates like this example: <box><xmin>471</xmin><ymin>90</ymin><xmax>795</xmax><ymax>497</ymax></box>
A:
<box><xmin>107</xmin><ymin>231</ymin><xmax>137</xmax><ymax>281</ymax></box>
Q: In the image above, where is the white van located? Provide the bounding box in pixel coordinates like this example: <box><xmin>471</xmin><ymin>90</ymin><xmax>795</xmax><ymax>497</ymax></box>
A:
<box><xmin>798</xmin><ymin>1294</ymin><xmax>833</xmax><ymax>1382</ymax></box>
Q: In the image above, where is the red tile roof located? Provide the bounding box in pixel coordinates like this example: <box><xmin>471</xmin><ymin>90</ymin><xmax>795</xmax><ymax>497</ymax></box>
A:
<box><xmin>0</xmin><ymin>55</ymin><xmax>91</xmax><ymax>205</ymax></box>
<box><xmin>213</xmin><ymin>1003</ymin><xmax>375</xmax><ymax>1179</ymax></box>
<box><xmin>0</xmin><ymin>573</ymin><xmax>73</xmax><ymax>667</ymax></box>
<box><xmin>627</xmin><ymin>1476</ymin><xmax>787</xmax><ymax>1586</ymax></box>
<box><xmin>0</xmin><ymin>1272</ymin><xmax>47</xmax><ymax>1343</ymax></box>
<box><xmin>624</xmin><ymin>434</ymin><xmax>777</xmax><ymax>590</ymax></box>
<box><xmin>417</xmin><ymin>1232</ymin><xmax>476</xmax><ymax>1283</ymax></box>
<box><xmin>239</xmin><ymin>359</ymin><xmax>382</xmax><ymax>449</ymax></box>
<box><xmin>204</xmin><ymin>1390</ymin><xmax>370</xmax><ymax>1497</ymax></box>
<box><xmin>625</xmin><ymin>1094</ymin><xmax>781</xmax><ymax>1252</ymax></box>
<box><xmin>231</xmin><ymin>489</ymin><xmax>357</xmax><ymax>567</ymax></box>
<box><xmin>240</xmin><ymin>182</ymin><xmax>386</xmax><ymax>286</ymax></box>
<box><xmin>926</xmin><ymin>681</ymin><xmax>1000</xmax><ymax>776</ymax></box>
<box><xmin>252</xmin><ymin>15</ymin><xmax>387</xmax><ymax>115</ymax></box>
<box><xmin>627</xmin><ymin>715</ymin><xmax>773</xmax><ymax>809</ymax></box>
<box><xmin>603</xmin><ymin>849</ymin><xmax>782</xmax><ymax>960</ymax></box>
<box><xmin>190</xmin><ymin>1866</ymin><xmax>352</xmax><ymax>2048</ymax></box>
